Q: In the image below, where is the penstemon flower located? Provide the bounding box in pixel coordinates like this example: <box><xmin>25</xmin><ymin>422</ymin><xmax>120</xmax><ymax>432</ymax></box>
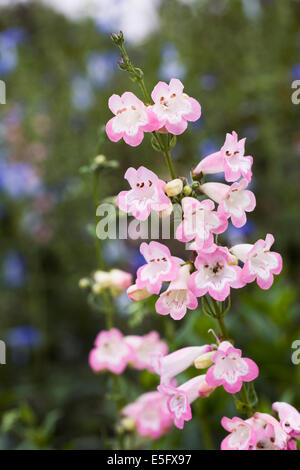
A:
<box><xmin>116</xmin><ymin>166</ymin><xmax>170</xmax><ymax>221</ymax></box>
<box><xmin>155</xmin><ymin>264</ymin><xmax>198</xmax><ymax>320</ymax></box>
<box><xmin>149</xmin><ymin>78</ymin><xmax>201</xmax><ymax>135</ymax></box>
<box><xmin>136</xmin><ymin>241</ymin><xmax>183</xmax><ymax>294</ymax></box>
<box><xmin>125</xmin><ymin>331</ymin><xmax>168</xmax><ymax>372</ymax></box>
<box><xmin>188</xmin><ymin>246</ymin><xmax>244</xmax><ymax>301</ymax></box>
<box><xmin>122</xmin><ymin>391</ymin><xmax>172</xmax><ymax>439</ymax></box>
<box><xmin>205</xmin><ymin>341</ymin><xmax>259</xmax><ymax>394</ymax></box>
<box><xmin>151</xmin><ymin>344</ymin><xmax>213</xmax><ymax>386</ymax></box>
<box><xmin>106</xmin><ymin>92</ymin><xmax>158</xmax><ymax>146</ymax></box>
<box><xmin>230</xmin><ymin>233</ymin><xmax>283</xmax><ymax>289</ymax></box>
<box><xmin>272</xmin><ymin>402</ymin><xmax>300</xmax><ymax>439</ymax></box>
<box><xmin>200</xmin><ymin>178</ymin><xmax>256</xmax><ymax>228</ymax></box>
<box><xmin>220</xmin><ymin>416</ymin><xmax>257</xmax><ymax>450</ymax></box>
<box><xmin>89</xmin><ymin>328</ymin><xmax>134</xmax><ymax>374</ymax></box>
<box><xmin>158</xmin><ymin>375</ymin><xmax>215</xmax><ymax>429</ymax></box>
<box><xmin>126</xmin><ymin>283</ymin><xmax>152</xmax><ymax>301</ymax></box>
<box><xmin>175</xmin><ymin>197</ymin><xmax>228</xmax><ymax>250</ymax></box>
<box><xmin>194</xmin><ymin>131</ymin><xmax>253</xmax><ymax>183</ymax></box>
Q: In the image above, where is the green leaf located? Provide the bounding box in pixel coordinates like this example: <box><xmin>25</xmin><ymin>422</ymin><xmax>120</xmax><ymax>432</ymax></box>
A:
<box><xmin>1</xmin><ymin>409</ymin><xmax>20</xmax><ymax>433</ymax></box>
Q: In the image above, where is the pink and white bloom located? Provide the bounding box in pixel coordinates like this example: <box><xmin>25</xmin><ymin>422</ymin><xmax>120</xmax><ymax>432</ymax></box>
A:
<box><xmin>136</xmin><ymin>241</ymin><xmax>183</xmax><ymax>294</ymax></box>
<box><xmin>155</xmin><ymin>264</ymin><xmax>198</xmax><ymax>320</ymax></box>
<box><xmin>109</xmin><ymin>269</ymin><xmax>132</xmax><ymax>291</ymax></box>
<box><xmin>116</xmin><ymin>166</ymin><xmax>170</xmax><ymax>221</ymax></box>
<box><xmin>272</xmin><ymin>402</ymin><xmax>300</xmax><ymax>439</ymax></box>
<box><xmin>176</xmin><ymin>197</ymin><xmax>228</xmax><ymax>250</ymax></box>
<box><xmin>88</xmin><ymin>328</ymin><xmax>133</xmax><ymax>374</ymax></box>
<box><xmin>231</xmin><ymin>234</ymin><xmax>283</xmax><ymax>290</ymax></box>
<box><xmin>159</xmin><ymin>375</ymin><xmax>215</xmax><ymax>429</ymax></box>
<box><xmin>151</xmin><ymin>345</ymin><xmax>213</xmax><ymax>386</ymax></box>
<box><xmin>106</xmin><ymin>92</ymin><xmax>157</xmax><ymax>146</ymax></box>
<box><xmin>150</xmin><ymin>78</ymin><xmax>201</xmax><ymax>135</ymax></box>
<box><xmin>205</xmin><ymin>341</ymin><xmax>259</xmax><ymax>394</ymax></box>
<box><xmin>221</xmin><ymin>416</ymin><xmax>257</xmax><ymax>450</ymax></box>
<box><xmin>201</xmin><ymin>179</ymin><xmax>256</xmax><ymax>228</ymax></box>
<box><xmin>127</xmin><ymin>283</ymin><xmax>152</xmax><ymax>301</ymax></box>
<box><xmin>193</xmin><ymin>131</ymin><xmax>253</xmax><ymax>183</ymax></box>
<box><xmin>122</xmin><ymin>391</ymin><xmax>172</xmax><ymax>439</ymax></box>
<box><xmin>252</xmin><ymin>412</ymin><xmax>290</xmax><ymax>450</ymax></box>
<box><xmin>189</xmin><ymin>246</ymin><xmax>244</xmax><ymax>301</ymax></box>
<box><xmin>125</xmin><ymin>331</ymin><xmax>168</xmax><ymax>372</ymax></box>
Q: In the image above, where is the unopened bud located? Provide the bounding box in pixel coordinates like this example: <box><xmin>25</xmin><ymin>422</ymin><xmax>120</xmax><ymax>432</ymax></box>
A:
<box><xmin>183</xmin><ymin>185</ymin><xmax>192</xmax><ymax>196</ymax></box>
<box><xmin>79</xmin><ymin>278</ymin><xmax>90</xmax><ymax>289</ymax></box>
<box><xmin>127</xmin><ymin>284</ymin><xmax>152</xmax><ymax>301</ymax></box>
<box><xmin>165</xmin><ymin>179</ymin><xmax>183</xmax><ymax>197</ymax></box>
<box><xmin>120</xmin><ymin>417</ymin><xmax>136</xmax><ymax>432</ymax></box>
<box><xmin>94</xmin><ymin>154</ymin><xmax>106</xmax><ymax>165</ymax></box>
<box><xmin>194</xmin><ymin>351</ymin><xmax>215</xmax><ymax>369</ymax></box>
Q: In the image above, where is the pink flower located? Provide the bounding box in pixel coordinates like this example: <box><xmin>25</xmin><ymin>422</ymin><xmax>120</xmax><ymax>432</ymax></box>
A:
<box><xmin>125</xmin><ymin>331</ymin><xmax>168</xmax><ymax>372</ymax></box>
<box><xmin>151</xmin><ymin>345</ymin><xmax>213</xmax><ymax>386</ymax></box>
<box><xmin>149</xmin><ymin>78</ymin><xmax>201</xmax><ymax>135</ymax></box>
<box><xmin>109</xmin><ymin>269</ymin><xmax>132</xmax><ymax>291</ymax></box>
<box><xmin>175</xmin><ymin>197</ymin><xmax>228</xmax><ymax>250</ymax></box>
<box><xmin>127</xmin><ymin>283</ymin><xmax>152</xmax><ymax>301</ymax></box>
<box><xmin>252</xmin><ymin>412</ymin><xmax>290</xmax><ymax>450</ymax></box>
<box><xmin>231</xmin><ymin>234</ymin><xmax>283</xmax><ymax>290</ymax></box>
<box><xmin>201</xmin><ymin>179</ymin><xmax>256</xmax><ymax>228</ymax></box>
<box><xmin>158</xmin><ymin>375</ymin><xmax>215</xmax><ymax>429</ymax></box>
<box><xmin>122</xmin><ymin>391</ymin><xmax>172</xmax><ymax>439</ymax></box>
<box><xmin>155</xmin><ymin>264</ymin><xmax>198</xmax><ymax>320</ymax></box>
<box><xmin>188</xmin><ymin>246</ymin><xmax>244</xmax><ymax>301</ymax></box>
<box><xmin>272</xmin><ymin>402</ymin><xmax>300</xmax><ymax>439</ymax></box>
<box><xmin>205</xmin><ymin>341</ymin><xmax>259</xmax><ymax>394</ymax></box>
<box><xmin>88</xmin><ymin>328</ymin><xmax>133</xmax><ymax>374</ymax></box>
<box><xmin>221</xmin><ymin>416</ymin><xmax>257</xmax><ymax>450</ymax></box>
<box><xmin>136</xmin><ymin>241</ymin><xmax>183</xmax><ymax>294</ymax></box>
<box><xmin>105</xmin><ymin>92</ymin><xmax>157</xmax><ymax>146</ymax></box>
<box><xmin>116</xmin><ymin>166</ymin><xmax>170</xmax><ymax>221</ymax></box>
<box><xmin>193</xmin><ymin>131</ymin><xmax>253</xmax><ymax>183</ymax></box>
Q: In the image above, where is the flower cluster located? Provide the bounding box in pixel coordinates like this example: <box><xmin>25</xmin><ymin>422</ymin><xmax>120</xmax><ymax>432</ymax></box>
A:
<box><xmin>221</xmin><ymin>402</ymin><xmax>300</xmax><ymax>450</ymax></box>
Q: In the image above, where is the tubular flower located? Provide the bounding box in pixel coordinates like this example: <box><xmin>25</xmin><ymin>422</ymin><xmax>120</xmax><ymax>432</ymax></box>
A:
<box><xmin>116</xmin><ymin>166</ymin><xmax>170</xmax><ymax>221</ymax></box>
<box><xmin>105</xmin><ymin>92</ymin><xmax>158</xmax><ymax>146</ymax></box>
<box><xmin>230</xmin><ymin>233</ymin><xmax>283</xmax><ymax>290</ymax></box>
<box><xmin>176</xmin><ymin>197</ymin><xmax>228</xmax><ymax>250</ymax></box>
<box><xmin>188</xmin><ymin>246</ymin><xmax>244</xmax><ymax>301</ymax></box>
<box><xmin>88</xmin><ymin>328</ymin><xmax>133</xmax><ymax>374</ymax></box>
<box><xmin>125</xmin><ymin>331</ymin><xmax>168</xmax><ymax>372</ymax></box>
<box><xmin>221</xmin><ymin>417</ymin><xmax>257</xmax><ymax>450</ymax></box>
<box><xmin>151</xmin><ymin>345</ymin><xmax>213</xmax><ymax>386</ymax></box>
<box><xmin>205</xmin><ymin>341</ymin><xmax>259</xmax><ymax>394</ymax></box>
<box><xmin>126</xmin><ymin>283</ymin><xmax>152</xmax><ymax>301</ymax></box>
<box><xmin>155</xmin><ymin>264</ymin><xmax>198</xmax><ymax>320</ymax></box>
<box><xmin>149</xmin><ymin>78</ymin><xmax>201</xmax><ymax>135</ymax></box>
<box><xmin>200</xmin><ymin>178</ymin><xmax>256</xmax><ymax>228</ymax></box>
<box><xmin>122</xmin><ymin>391</ymin><xmax>172</xmax><ymax>439</ymax></box>
<box><xmin>136</xmin><ymin>241</ymin><xmax>183</xmax><ymax>295</ymax></box>
<box><xmin>272</xmin><ymin>402</ymin><xmax>300</xmax><ymax>439</ymax></box>
<box><xmin>158</xmin><ymin>375</ymin><xmax>215</xmax><ymax>429</ymax></box>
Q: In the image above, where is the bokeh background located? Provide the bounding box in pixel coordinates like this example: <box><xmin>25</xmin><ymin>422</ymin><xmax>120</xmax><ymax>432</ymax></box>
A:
<box><xmin>0</xmin><ymin>0</ymin><xmax>299</xmax><ymax>450</ymax></box>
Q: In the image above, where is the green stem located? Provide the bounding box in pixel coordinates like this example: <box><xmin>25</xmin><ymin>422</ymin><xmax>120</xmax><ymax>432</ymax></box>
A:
<box><xmin>215</xmin><ymin>314</ymin><xmax>228</xmax><ymax>340</ymax></box>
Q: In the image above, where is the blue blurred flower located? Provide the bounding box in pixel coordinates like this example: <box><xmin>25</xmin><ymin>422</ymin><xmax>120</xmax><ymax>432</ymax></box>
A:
<box><xmin>199</xmin><ymin>138</ymin><xmax>220</xmax><ymax>156</ymax></box>
<box><xmin>201</xmin><ymin>73</ymin><xmax>218</xmax><ymax>91</ymax></box>
<box><xmin>86</xmin><ymin>52</ymin><xmax>117</xmax><ymax>88</ymax></box>
<box><xmin>5</xmin><ymin>325</ymin><xmax>42</xmax><ymax>349</ymax></box>
<box><xmin>291</xmin><ymin>63</ymin><xmax>300</xmax><ymax>80</ymax></box>
<box><xmin>2</xmin><ymin>251</ymin><xmax>26</xmax><ymax>288</ymax></box>
<box><xmin>0</xmin><ymin>27</ymin><xmax>24</xmax><ymax>75</ymax></box>
<box><xmin>227</xmin><ymin>220</ymin><xmax>256</xmax><ymax>246</ymax></box>
<box><xmin>0</xmin><ymin>162</ymin><xmax>41</xmax><ymax>198</ymax></box>
<box><xmin>71</xmin><ymin>75</ymin><xmax>94</xmax><ymax>111</ymax></box>
<box><xmin>159</xmin><ymin>43</ymin><xmax>186</xmax><ymax>81</ymax></box>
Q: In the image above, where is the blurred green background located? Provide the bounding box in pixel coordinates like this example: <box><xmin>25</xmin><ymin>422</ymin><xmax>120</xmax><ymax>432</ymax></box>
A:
<box><xmin>0</xmin><ymin>0</ymin><xmax>299</xmax><ymax>450</ymax></box>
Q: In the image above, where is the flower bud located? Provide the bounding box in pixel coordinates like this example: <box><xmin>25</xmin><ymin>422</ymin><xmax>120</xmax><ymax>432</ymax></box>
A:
<box><xmin>127</xmin><ymin>284</ymin><xmax>152</xmax><ymax>301</ymax></box>
<box><xmin>165</xmin><ymin>179</ymin><xmax>183</xmax><ymax>197</ymax></box>
<box><xmin>93</xmin><ymin>270</ymin><xmax>111</xmax><ymax>288</ymax></box>
<box><xmin>94</xmin><ymin>154</ymin><xmax>106</xmax><ymax>165</ymax></box>
<box><xmin>194</xmin><ymin>351</ymin><xmax>215</xmax><ymax>369</ymax></box>
<box><xmin>79</xmin><ymin>278</ymin><xmax>90</xmax><ymax>289</ymax></box>
<box><xmin>119</xmin><ymin>417</ymin><xmax>136</xmax><ymax>432</ymax></box>
<box><xmin>183</xmin><ymin>185</ymin><xmax>192</xmax><ymax>196</ymax></box>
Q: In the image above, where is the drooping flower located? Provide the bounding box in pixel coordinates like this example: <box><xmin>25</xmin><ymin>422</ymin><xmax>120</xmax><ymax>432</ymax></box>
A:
<box><xmin>125</xmin><ymin>331</ymin><xmax>168</xmax><ymax>372</ymax></box>
<box><xmin>200</xmin><ymin>179</ymin><xmax>256</xmax><ymax>228</ymax></box>
<box><xmin>158</xmin><ymin>375</ymin><xmax>215</xmax><ymax>429</ymax></box>
<box><xmin>151</xmin><ymin>345</ymin><xmax>213</xmax><ymax>386</ymax></box>
<box><xmin>88</xmin><ymin>328</ymin><xmax>133</xmax><ymax>374</ymax></box>
<box><xmin>105</xmin><ymin>92</ymin><xmax>157</xmax><ymax>146</ymax></box>
<box><xmin>175</xmin><ymin>197</ymin><xmax>228</xmax><ymax>250</ymax></box>
<box><xmin>205</xmin><ymin>341</ymin><xmax>259</xmax><ymax>394</ymax></box>
<box><xmin>155</xmin><ymin>264</ymin><xmax>198</xmax><ymax>320</ymax></box>
<box><xmin>188</xmin><ymin>246</ymin><xmax>244</xmax><ymax>301</ymax></box>
<box><xmin>272</xmin><ymin>402</ymin><xmax>300</xmax><ymax>439</ymax></box>
<box><xmin>150</xmin><ymin>78</ymin><xmax>201</xmax><ymax>135</ymax></box>
<box><xmin>122</xmin><ymin>391</ymin><xmax>172</xmax><ymax>439</ymax></box>
<box><xmin>194</xmin><ymin>131</ymin><xmax>253</xmax><ymax>183</ymax></box>
<box><xmin>220</xmin><ymin>416</ymin><xmax>257</xmax><ymax>450</ymax></box>
<box><xmin>116</xmin><ymin>166</ymin><xmax>170</xmax><ymax>221</ymax></box>
<box><xmin>230</xmin><ymin>234</ymin><xmax>283</xmax><ymax>290</ymax></box>
<box><xmin>136</xmin><ymin>241</ymin><xmax>183</xmax><ymax>294</ymax></box>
